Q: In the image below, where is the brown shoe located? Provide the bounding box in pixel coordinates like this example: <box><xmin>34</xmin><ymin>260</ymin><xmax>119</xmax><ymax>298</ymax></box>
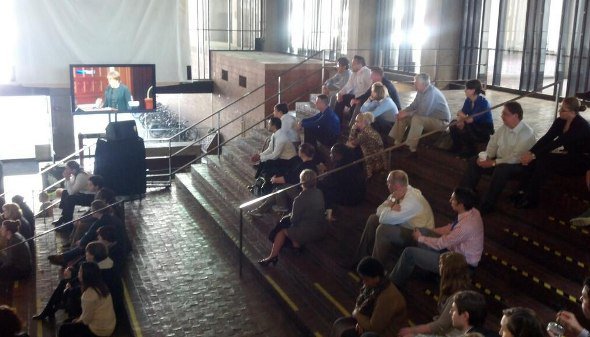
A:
<box><xmin>48</xmin><ymin>254</ymin><xmax>65</xmax><ymax>266</ymax></box>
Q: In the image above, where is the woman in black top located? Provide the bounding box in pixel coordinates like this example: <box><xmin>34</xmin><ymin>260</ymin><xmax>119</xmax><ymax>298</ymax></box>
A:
<box><xmin>516</xmin><ymin>97</ymin><xmax>590</xmax><ymax>208</ymax></box>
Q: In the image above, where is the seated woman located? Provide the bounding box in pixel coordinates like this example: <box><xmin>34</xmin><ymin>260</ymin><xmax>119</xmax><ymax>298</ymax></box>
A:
<box><xmin>319</xmin><ymin>144</ymin><xmax>366</xmax><ymax>219</ymax></box>
<box><xmin>499</xmin><ymin>307</ymin><xmax>545</xmax><ymax>337</ymax></box>
<box><xmin>69</xmin><ymin>187</ymin><xmax>121</xmax><ymax>248</ymax></box>
<box><xmin>397</xmin><ymin>252</ymin><xmax>472</xmax><ymax>337</ymax></box>
<box><xmin>58</xmin><ymin>262</ymin><xmax>116</xmax><ymax>337</ymax></box>
<box><xmin>34</xmin><ymin>241</ymin><xmax>120</xmax><ymax>322</ymax></box>
<box><xmin>2</xmin><ymin>203</ymin><xmax>33</xmax><ymax>240</ymax></box>
<box><xmin>359</xmin><ymin>82</ymin><xmax>398</xmax><ymax>136</ymax></box>
<box><xmin>0</xmin><ymin>220</ymin><xmax>32</xmax><ymax>300</ymax></box>
<box><xmin>54</xmin><ymin>161</ymin><xmax>92</xmax><ymax>230</ymax></box>
<box><xmin>449</xmin><ymin>79</ymin><xmax>494</xmax><ymax>157</ymax></box>
<box><xmin>331</xmin><ymin>257</ymin><xmax>406</xmax><ymax>337</ymax></box>
<box><xmin>348</xmin><ymin>112</ymin><xmax>386</xmax><ymax>179</ymax></box>
<box><xmin>516</xmin><ymin>96</ymin><xmax>590</xmax><ymax>209</ymax></box>
<box><xmin>258</xmin><ymin>169</ymin><xmax>328</xmax><ymax>265</ymax></box>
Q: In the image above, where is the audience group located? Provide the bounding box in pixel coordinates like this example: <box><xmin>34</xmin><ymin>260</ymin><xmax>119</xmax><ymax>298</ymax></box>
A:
<box><xmin>1</xmin><ymin>53</ymin><xmax>590</xmax><ymax>337</ymax></box>
<box><xmin>0</xmin><ymin>160</ymin><xmax>130</xmax><ymax>337</ymax></box>
<box><xmin>247</xmin><ymin>54</ymin><xmax>590</xmax><ymax>337</ymax></box>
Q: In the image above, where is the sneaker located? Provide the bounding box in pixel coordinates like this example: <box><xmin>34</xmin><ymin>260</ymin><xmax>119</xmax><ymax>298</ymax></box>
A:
<box><xmin>272</xmin><ymin>205</ymin><xmax>289</xmax><ymax>213</ymax></box>
<box><xmin>247</xmin><ymin>209</ymin><xmax>264</xmax><ymax>218</ymax></box>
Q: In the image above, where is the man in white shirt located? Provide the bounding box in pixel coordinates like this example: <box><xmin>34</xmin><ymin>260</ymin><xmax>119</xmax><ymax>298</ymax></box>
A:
<box><xmin>461</xmin><ymin>101</ymin><xmax>536</xmax><ymax>214</ymax></box>
<box><xmin>272</xmin><ymin>102</ymin><xmax>300</xmax><ymax>146</ymax></box>
<box><xmin>251</xmin><ymin>117</ymin><xmax>298</xmax><ymax>180</ymax></box>
<box><xmin>335</xmin><ymin>55</ymin><xmax>372</xmax><ymax>124</ymax></box>
<box><xmin>353</xmin><ymin>170</ymin><xmax>434</xmax><ymax>269</ymax></box>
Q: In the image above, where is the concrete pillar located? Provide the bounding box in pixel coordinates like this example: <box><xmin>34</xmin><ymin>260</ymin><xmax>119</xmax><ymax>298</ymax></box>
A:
<box><xmin>262</xmin><ymin>0</ymin><xmax>288</xmax><ymax>52</ymax></box>
<box><xmin>49</xmin><ymin>89</ymin><xmax>75</xmax><ymax>159</ymax></box>
<box><xmin>347</xmin><ymin>0</ymin><xmax>378</xmax><ymax>64</ymax></box>
<box><xmin>421</xmin><ymin>0</ymin><xmax>464</xmax><ymax>88</ymax></box>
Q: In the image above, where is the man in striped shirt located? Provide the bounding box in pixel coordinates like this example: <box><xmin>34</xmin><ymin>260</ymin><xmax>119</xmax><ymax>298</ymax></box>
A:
<box><xmin>388</xmin><ymin>187</ymin><xmax>484</xmax><ymax>287</ymax></box>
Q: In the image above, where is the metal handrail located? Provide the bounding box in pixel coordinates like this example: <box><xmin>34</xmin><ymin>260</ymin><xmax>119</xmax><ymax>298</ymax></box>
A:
<box><xmin>169</xmin><ymin>68</ymin><xmax>325</xmax><ymax>175</ymax></box>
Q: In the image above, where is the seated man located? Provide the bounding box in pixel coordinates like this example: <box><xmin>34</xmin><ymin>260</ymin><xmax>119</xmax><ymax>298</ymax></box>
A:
<box><xmin>53</xmin><ymin>161</ymin><xmax>94</xmax><ymax>228</ymax></box>
<box><xmin>388</xmin><ymin>187</ymin><xmax>484</xmax><ymax>287</ymax></box>
<box><xmin>249</xmin><ymin>143</ymin><xmax>317</xmax><ymax>217</ymax></box>
<box><xmin>273</xmin><ymin>102</ymin><xmax>300</xmax><ymax>146</ymax></box>
<box><xmin>461</xmin><ymin>101</ymin><xmax>536</xmax><ymax>213</ymax></box>
<box><xmin>390</xmin><ymin>73</ymin><xmax>451</xmax><ymax>153</ymax></box>
<box><xmin>334</xmin><ymin>55</ymin><xmax>372</xmax><ymax>123</ymax></box>
<box><xmin>300</xmin><ymin>94</ymin><xmax>340</xmax><ymax>149</ymax></box>
<box><xmin>553</xmin><ymin>277</ymin><xmax>589</xmax><ymax>337</ymax></box>
<box><xmin>351</xmin><ymin>66</ymin><xmax>402</xmax><ymax>126</ymax></box>
<box><xmin>451</xmin><ymin>290</ymin><xmax>499</xmax><ymax>337</ymax></box>
<box><xmin>353</xmin><ymin>170</ymin><xmax>434</xmax><ymax>268</ymax></box>
<box><xmin>322</xmin><ymin>57</ymin><xmax>352</xmax><ymax>108</ymax></box>
<box><xmin>251</xmin><ymin>117</ymin><xmax>298</xmax><ymax>180</ymax></box>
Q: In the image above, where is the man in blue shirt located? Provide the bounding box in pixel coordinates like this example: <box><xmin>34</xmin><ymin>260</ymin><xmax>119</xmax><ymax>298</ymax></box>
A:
<box><xmin>300</xmin><ymin>94</ymin><xmax>340</xmax><ymax>149</ymax></box>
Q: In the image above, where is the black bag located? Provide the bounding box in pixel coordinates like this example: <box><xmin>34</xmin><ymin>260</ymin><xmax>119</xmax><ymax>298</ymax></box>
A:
<box><xmin>268</xmin><ymin>215</ymin><xmax>292</xmax><ymax>242</ymax></box>
<box><xmin>251</xmin><ymin>176</ymin><xmax>273</xmax><ymax>197</ymax></box>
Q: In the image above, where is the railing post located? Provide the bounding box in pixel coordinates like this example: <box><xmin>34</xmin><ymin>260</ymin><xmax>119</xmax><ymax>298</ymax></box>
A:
<box><xmin>321</xmin><ymin>50</ymin><xmax>325</xmax><ymax>85</ymax></box>
<box><xmin>239</xmin><ymin>208</ymin><xmax>243</xmax><ymax>278</ymax></box>
<box><xmin>278</xmin><ymin>75</ymin><xmax>281</xmax><ymax>104</ymax></box>
<box><xmin>554</xmin><ymin>79</ymin><xmax>562</xmax><ymax>119</ymax></box>
<box><xmin>217</xmin><ymin>110</ymin><xmax>221</xmax><ymax>158</ymax></box>
<box><xmin>168</xmin><ymin>138</ymin><xmax>172</xmax><ymax>186</ymax></box>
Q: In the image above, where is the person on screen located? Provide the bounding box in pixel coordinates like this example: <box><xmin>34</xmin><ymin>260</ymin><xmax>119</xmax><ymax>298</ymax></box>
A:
<box><xmin>96</xmin><ymin>70</ymin><xmax>131</xmax><ymax>111</ymax></box>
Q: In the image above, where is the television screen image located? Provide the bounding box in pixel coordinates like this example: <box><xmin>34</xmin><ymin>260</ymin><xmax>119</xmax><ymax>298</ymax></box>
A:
<box><xmin>70</xmin><ymin>64</ymin><xmax>156</xmax><ymax>114</ymax></box>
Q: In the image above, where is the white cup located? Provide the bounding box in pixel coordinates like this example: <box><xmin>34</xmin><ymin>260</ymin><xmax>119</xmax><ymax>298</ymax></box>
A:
<box><xmin>478</xmin><ymin>151</ymin><xmax>488</xmax><ymax>161</ymax></box>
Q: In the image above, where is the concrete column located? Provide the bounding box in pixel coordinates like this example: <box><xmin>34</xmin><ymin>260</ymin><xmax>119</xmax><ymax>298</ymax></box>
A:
<box><xmin>421</xmin><ymin>0</ymin><xmax>464</xmax><ymax>88</ymax></box>
<box><xmin>346</xmin><ymin>0</ymin><xmax>378</xmax><ymax>63</ymax></box>
<box><xmin>49</xmin><ymin>89</ymin><xmax>75</xmax><ymax>160</ymax></box>
<box><xmin>262</xmin><ymin>0</ymin><xmax>288</xmax><ymax>52</ymax></box>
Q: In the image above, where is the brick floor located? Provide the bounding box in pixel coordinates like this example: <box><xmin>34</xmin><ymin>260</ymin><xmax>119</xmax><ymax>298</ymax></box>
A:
<box><xmin>123</xmin><ymin>187</ymin><xmax>304</xmax><ymax>337</ymax></box>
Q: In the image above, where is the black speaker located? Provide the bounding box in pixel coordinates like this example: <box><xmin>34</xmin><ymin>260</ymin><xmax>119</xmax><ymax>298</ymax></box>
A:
<box><xmin>255</xmin><ymin>38</ymin><xmax>264</xmax><ymax>51</ymax></box>
<box><xmin>106</xmin><ymin>121</ymin><xmax>138</xmax><ymax>141</ymax></box>
<box><xmin>187</xmin><ymin>65</ymin><xmax>192</xmax><ymax>80</ymax></box>
<box><xmin>94</xmin><ymin>138</ymin><xmax>146</xmax><ymax>196</ymax></box>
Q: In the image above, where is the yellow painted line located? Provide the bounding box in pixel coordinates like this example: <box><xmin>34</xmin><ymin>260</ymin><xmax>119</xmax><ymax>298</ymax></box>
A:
<box><xmin>314</xmin><ymin>283</ymin><xmax>350</xmax><ymax>316</ymax></box>
<box><xmin>265</xmin><ymin>275</ymin><xmax>299</xmax><ymax>312</ymax></box>
<box><xmin>556</xmin><ymin>289</ymin><xmax>564</xmax><ymax>296</ymax></box>
<box><xmin>569</xmin><ymin>295</ymin><xmax>578</xmax><ymax>303</ymax></box>
<box><xmin>548</xmin><ymin>216</ymin><xmax>555</xmax><ymax>221</ymax></box>
<box><xmin>408</xmin><ymin>320</ymin><xmax>415</xmax><ymax>326</ymax></box>
<box><xmin>348</xmin><ymin>272</ymin><xmax>360</xmax><ymax>283</ymax></box>
<box><xmin>122</xmin><ymin>279</ymin><xmax>144</xmax><ymax>337</ymax></box>
<box><xmin>314</xmin><ymin>332</ymin><xmax>323</xmax><ymax>337</ymax></box>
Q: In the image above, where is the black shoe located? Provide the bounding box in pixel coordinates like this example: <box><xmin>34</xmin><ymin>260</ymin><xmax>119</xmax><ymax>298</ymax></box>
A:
<box><xmin>32</xmin><ymin>309</ymin><xmax>54</xmax><ymax>320</ymax></box>
<box><xmin>258</xmin><ymin>256</ymin><xmax>278</xmax><ymax>267</ymax></box>
<box><xmin>51</xmin><ymin>218</ymin><xmax>63</xmax><ymax>226</ymax></box>
<box><xmin>48</xmin><ymin>254</ymin><xmax>65</xmax><ymax>266</ymax></box>
<box><xmin>576</xmin><ymin>91</ymin><xmax>590</xmax><ymax>100</ymax></box>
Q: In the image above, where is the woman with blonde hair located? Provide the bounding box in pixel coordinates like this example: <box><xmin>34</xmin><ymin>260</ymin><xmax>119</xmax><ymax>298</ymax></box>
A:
<box><xmin>259</xmin><ymin>169</ymin><xmax>328</xmax><ymax>265</ymax></box>
<box><xmin>348</xmin><ymin>112</ymin><xmax>386</xmax><ymax>179</ymax></box>
<box><xmin>397</xmin><ymin>252</ymin><xmax>472</xmax><ymax>337</ymax></box>
<box><xmin>2</xmin><ymin>203</ymin><xmax>32</xmax><ymax>240</ymax></box>
<box><xmin>359</xmin><ymin>82</ymin><xmax>398</xmax><ymax>135</ymax></box>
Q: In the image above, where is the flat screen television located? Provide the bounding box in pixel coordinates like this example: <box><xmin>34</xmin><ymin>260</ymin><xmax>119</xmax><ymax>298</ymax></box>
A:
<box><xmin>69</xmin><ymin>64</ymin><xmax>156</xmax><ymax>114</ymax></box>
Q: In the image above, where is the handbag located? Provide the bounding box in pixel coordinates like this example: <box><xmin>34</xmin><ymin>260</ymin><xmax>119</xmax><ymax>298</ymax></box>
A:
<box><xmin>268</xmin><ymin>215</ymin><xmax>292</xmax><ymax>242</ymax></box>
